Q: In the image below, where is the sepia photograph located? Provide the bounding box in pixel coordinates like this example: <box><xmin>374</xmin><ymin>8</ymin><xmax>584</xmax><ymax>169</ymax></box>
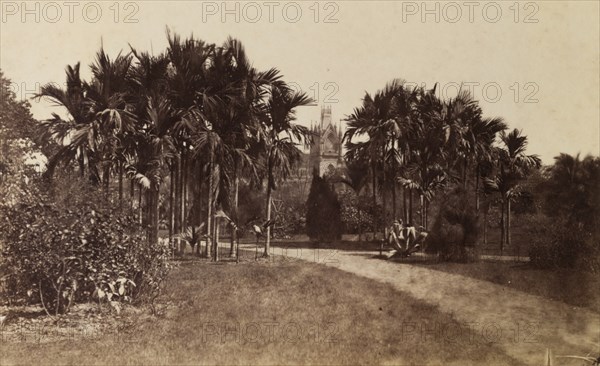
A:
<box><xmin>0</xmin><ymin>1</ymin><xmax>599</xmax><ymax>365</ymax></box>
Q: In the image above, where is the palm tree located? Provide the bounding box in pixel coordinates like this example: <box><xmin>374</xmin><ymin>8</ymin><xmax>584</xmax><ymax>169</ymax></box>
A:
<box><xmin>191</xmin><ymin>127</ymin><xmax>224</xmax><ymax>260</ymax></box>
<box><xmin>218</xmin><ymin>37</ymin><xmax>281</xmax><ymax>258</ymax></box>
<box><xmin>86</xmin><ymin>49</ymin><xmax>133</xmax><ymax>197</ymax></box>
<box><xmin>35</xmin><ymin>63</ymin><xmax>100</xmax><ymax>182</ymax></box>
<box><xmin>38</xmin><ymin>49</ymin><xmax>136</xmax><ymax>201</ymax></box>
<box><xmin>404</xmin><ymin>84</ymin><xmax>448</xmax><ymax>228</ymax></box>
<box><xmin>543</xmin><ymin>153</ymin><xmax>600</xmax><ymax>229</ymax></box>
<box><xmin>485</xmin><ymin>129</ymin><xmax>540</xmax><ymax>253</ymax></box>
<box><xmin>185</xmin><ymin>37</ymin><xmax>276</xmax><ymax>261</ymax></box>
<box><xmin>345</xmin><ymin>80</ymin><xmax>414</xmax><ymax>229</ymax></box>
<box><xmin>461</xmin><ymin>115</ymin><xmax>506</xmax><ymax>246</ymax></box>
<box><xmin>468</xmin><ymin>116</ymin><xmax>507</xmax><ymax>210</ymax></box>
<box><xmin>166</xmin><ymin>30</ymin><xmax>215</xmax><ymax>256</ymax></box>
<box><xmin>261</xmin><ymin>83</ymin><xmax>313</xmax><ymax>257</ymax></box>
<box><xmin>127</xmin><ymin>49</ymin><xmax>179</xmax><ymax>246</ymax></box>
<box><xmin>344</xmin><ymin>96</ymin><xmax>381</xmax><ymax>231</ymax></box>
<box><xmin>344</xmin><ymin>139</ymin><xmax>380</xmax><ymax>233</ymax></box>
<box><xmin>339</xmin><ymin>158</ymin><xmax>370</xmax><ymax>240</ymax></box>
<box><xmin>437</xmin><ymin>90</ymin><xmax>481</xmax><ymax>188</ymax></box>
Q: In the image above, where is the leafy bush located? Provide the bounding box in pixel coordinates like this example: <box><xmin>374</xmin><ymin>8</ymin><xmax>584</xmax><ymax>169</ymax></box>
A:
<box><xmin>529</xmin><ymin>216</ymin><xmax>600</xmax><ymax>273</ymax></box>
<box><xmin>306</xmin><ymin>172</ymin><xmax>342</xmax><ymax>242</ymax></box>
<box><xmin>527</xmin><ymin>154</ymin><xmax>600</xmax><ymax>273</ymax></box>
<box><xmin>427</xmin><ymin>186</ymin><xmax>480</xmax><ymax>262</ymax></box>
<box><xmin>271</xmin><ymin>180</ymin><xmax>308</xmax><ymax>237</ymax></box>
<box><xmin>539</xmin><ymin>154</ymin><xmax>599</xmax><ymax>230</ymax></box>
<box><xmin>338</xmin><ymin>190</ymin><xmax>375</xmax><ymax>235</ymax></box>
<box><xmin>274</xmin><ymin>200</ymin><xmax>306</xmax><ymax>236</ymax></box>
<box><xmin>0</xmin><ymin>179</ymin><xmax>170</xmax><ymax>314</ymax></box>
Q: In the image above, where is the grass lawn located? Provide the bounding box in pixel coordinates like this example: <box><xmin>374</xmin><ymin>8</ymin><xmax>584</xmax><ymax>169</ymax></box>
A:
<box><xmin>414</xmin><ymin>261</ymin><xmax>600</xmax><ymax>313</ymax></box>
<box><xmin>1</xmin><ymin>256</ymin><xmax>522</xmax><ymax>365</ymax></box>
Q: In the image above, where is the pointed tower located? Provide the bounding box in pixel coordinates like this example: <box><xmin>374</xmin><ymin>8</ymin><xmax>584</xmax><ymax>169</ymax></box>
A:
<box><xmin>308</xmin><ymin>106</ymin><xmax>344</xmax><ymax>176</ymax></box>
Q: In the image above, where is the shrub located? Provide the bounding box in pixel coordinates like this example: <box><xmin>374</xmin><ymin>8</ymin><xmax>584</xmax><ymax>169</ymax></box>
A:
<box><xmin>272</xmin><ymin>181</ymin><xmax>308</xmax><ymax>237</ymax></box>
<box><xmin>274</xmin><ymin>201</ymin><xmax>306</xmax><ymax>236</ymax></box>
<box><xmin>306</xmin><ymin>172</ymin><xmax>342</xmax><ymax>242</ymax></box>
<box><xmin>0</xmin><ymin>179</ymin><xmax>170</xmax><ymax>314</ymax></box>
<box><xmin>338</xmin><ymin>190</ymin><xmax>376</xmax><ymax>235</ymax></box>
<box><xmin>529</xmin><ymin>216</ymin><xmax>600</xmax><ymax>273</ymax></box>
<box><xmin>539</xmin><ymin>155</ymin><xmax>600</xmax><ymax>231</ymax></box>
<box><xmin>427</xmin><ymin>186</ymin><xmax>480</xmax><ymax>262</ymax></box>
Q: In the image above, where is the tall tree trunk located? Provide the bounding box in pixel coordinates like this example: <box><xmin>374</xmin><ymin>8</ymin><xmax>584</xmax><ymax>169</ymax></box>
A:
<box><xmin>230</xmin><ymin>162</ymin><xmax>239</xmax><ymax>258</ymax></box>
<box><xmin>483</xmin><ymin>200</ymin><xmax>488</xmax><ymax>245</ymax></box>
<box><xmin>118</xmin><ymin>162</ymin><xmax>123</xmax><ymax>208</ymax></box>
<box><xmin>424</xmin><ymin>199</ymin><xmax>429</xmax><ymax>230</ymax></box>
<box><xmin>205</xmin><ymin>157</ymin><xmax>213</xmax><ymax>259</ymax></box>
<box><xmin>169</xmin><ymin>165</ymin><xmax>175</xmax><ymax>253</ymax></box>
<box><xmin>211</xmin><ymin>164</ymin><xmax>219</xmax><ymax>261</ymax></box>
<box><xmin>475</xmin><ymin>165</ymin><xmax>481</xmax><ymax>212</ymax></box>
<box><xmin>130</xmin><ymin>178</ymin><xmax>134</xmax><ymax>210</ymax></box>
<box><xmin>103</xmin><ymin>165</ymin><xmax>110</xmax><ymax>198</ymax></box>
<box><xmin>196</xmin><ymin>168</ymin><xmax>203</xmax><ymax>256</ymax></box>
<box><xmin>403</xmin><ymin>186</ymin><xmax>408</xmax><ymax>223</ymax></box>
<box><xmin>79</xmin><ymin>155</ymin><xmax>85</xmax><ymax>178</ymax></box>
<box><xmin>145</xmin><ymin>188</ymin><xmax>151</xmax><ymax>240</ymax></box>
<box><xmin>420</xmin><ymin>194</ymin><xmax>425</xmax><ymax>227</ymax></box>
<box><xmin>264</xmin><ymin>180</ymin><xmax>273</xmax><ymax>258</ymax></box>
<box><xmin>463</xmin><ymin>159</ymin><xmax>468</xmax><ymax>189</ymax></box>
<box><xmin>180</xmin><ymin>150</ymin><xmax>187</xmax><ymax>254</ymax></box>
<box><xmin>150</xmin><ymin>185</ymin><xmax>160</xmax><ymax>246</ymax></box>
<box><xmin>392</xmin><ymin>178</ymin><xmax>397</xmax><ymax>220</ymax></box>
<box><xmin>145</xmin><ymin>188</ymin><xmax>155</xmax><ymax>244</ymax></box>
<box><xmin>264</xmin><ymin>154</ymin><xmax>274</xmax><ymax>257</ymax></box>
<box><xmin>214</xmin><ymin>217</ymin><xmax>220</xmax><ymax>262</ymax></box>
<box><xmin>138</xmin><ymin>184</ymin><xmax>143</xmax><ymax>226</ymax></box>
<box><xmin>506</xmin><ymin>198</ymin><xmax>511</xmax><ymax>250</ymax></box>
<box><xmin>371</xmin><ymin>164</ymin><xmax>377</xmax><ymax>239</ymax></box>
<box><xmin>382</xmin><ymin>147</ymin><xmax>387</xmax><ymax>228</ymax></box>
<box><xmin>500</xmin><ymin>200</ymin><xmax>505</xmax><ymax>256</ymax></box>
<box><xmin>151</xmin><ymin>189</ymin><xmax>155</xmax><ymax>242</ymax></box>
<box><xmin>358</xmin><ymin>206</ymin><xmax>363</xmax><ymax>241</ymax></box>
<box><xmin>409</xmin><ymin>189</ymin><xmax>414</xmax><ymax>225</ymax></box>
<box><xmin>154</xmin><ymin>188</ymin><xmax>159</xmax><ymax>246</ymax></box>
<box><xmin>229</xmin><ymin>227</ymin><xmax>236</xmax><ymax>258</ymax></box>
<box><xmin>174</xmin><ymin>154</ymin><xmax>182</xmax><ymax>255</ymax></box>
<box><xmin>142</xmin><ymin>189</ymin><xmax>152</xmax><ymax>242</ymax></box>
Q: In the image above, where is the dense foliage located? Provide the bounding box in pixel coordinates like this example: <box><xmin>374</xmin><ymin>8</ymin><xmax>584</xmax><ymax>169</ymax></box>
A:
<box><xmin>306</xmin><ymin>172</ymin><xmax>342</xmax><ymax>242</ymax></box>
<box><xmin>343</xmin><ymin>80</ymin><xmax>542</xmax><ymax>259</ymax></box>
<box><xmin>529</xmin><ymin>154</ymin><xmax>600</xmax><ymax>272</ymax></box>
<box><xmin>0</xmin><ymin>72</ymin><xmax>49</xmax><ymax>204</ymax></box>
<box><xmin>1</xmin><ymin>70</ymin><xmax>169</xmax><ymax>313</ymax></box>
<box><xmin>540</xmin><ymin>154</ymin><xmax>600</xmax><ymax>229</ymax></box>
<box><xmin>427</xmin><ymin>187</ymin><xmax>480</xmax><ymax>262</ymax></box>
<box><xmin>21</xmin><ymin>33</ymin><xmax>313</xmax><ymax>260</ymax></box>
<box><xmin>273</xmin><ymin>192</ymin><xmax>306</xmax><ymax>237</ymax></box>
<box><xmin>0</xmin><ymin>178</ymin><xmax>169</xmax><ymax>314</ymax></box>
<box><xmin>0</xmin><ymin>23</ymin><xmax>597</xmax><ymax>303</ymax></box>
<box><xmin>338</xmin><ymin>190</ymin><xmax>378</xmax><ymax>236</ymax></box>
<box><xmin>529</xmin><ymin>217</ymin><xmax>600</xmax><ymax>272</ymax></box>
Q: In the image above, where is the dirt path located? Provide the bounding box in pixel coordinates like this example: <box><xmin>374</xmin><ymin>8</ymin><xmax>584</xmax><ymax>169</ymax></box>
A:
<box><xmin>279</xmin><ymin>247</ymin><xmax>600</xmax><ymax>366</ymax></box>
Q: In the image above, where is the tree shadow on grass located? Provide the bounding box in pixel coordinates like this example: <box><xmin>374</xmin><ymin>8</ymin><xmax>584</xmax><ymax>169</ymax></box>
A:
<box><xmin>4</xmin><ymin>308</ymin><xmax>46</xmax><ymax>320</ymax></box>
<box><xmin>270</xmin><ymin>240</ymin><xmax>381</xmax><ymax>252</ymax></box>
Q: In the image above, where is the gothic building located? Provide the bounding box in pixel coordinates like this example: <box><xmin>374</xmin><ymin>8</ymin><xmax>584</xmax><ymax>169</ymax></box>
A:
<box><xmin>308</xmin><ymin>106</ymin><xmax>344</xmax><ymax>177</ymax></box>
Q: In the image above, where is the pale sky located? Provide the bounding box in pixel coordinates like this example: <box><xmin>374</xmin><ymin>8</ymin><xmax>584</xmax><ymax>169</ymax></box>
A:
<box><xmin>1</xmin><ymin>0</ymin><xmax>598</xmax><ymax>163</ymax></box>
